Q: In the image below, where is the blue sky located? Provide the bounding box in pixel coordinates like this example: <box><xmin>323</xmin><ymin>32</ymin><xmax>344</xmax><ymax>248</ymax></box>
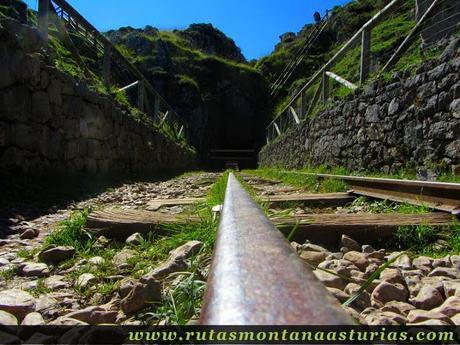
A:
<box><xmin>25</xmin><ymin>0</ymin><xmax>350</xmax><ymax>60</ymax></box>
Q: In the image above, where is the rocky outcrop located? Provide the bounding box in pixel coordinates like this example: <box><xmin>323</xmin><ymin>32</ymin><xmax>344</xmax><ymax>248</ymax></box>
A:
<box><xmin>260</xmin><ymin>37</ymin><xmax>460</xmax><ymax>174</ymax></box>
<box><xmin>0</xmin><ymin>18</ymin><xmax>196</xmax><ymax>177</ymax></box>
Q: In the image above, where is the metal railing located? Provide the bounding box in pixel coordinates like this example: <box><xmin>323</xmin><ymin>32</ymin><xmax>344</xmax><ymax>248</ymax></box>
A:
<box><xmin>199</xmin><ymin>173</ymin><xmax>354</xmax><ymax>325</ymax></box>
<box><xmin>37</xmin><ymin>0</ymin><xmax>189</xmax><ymax>142</ymax></box>
<box><xmin>266</xmin><ymin>0</ymin><xmax>458</xmax><ymax>143</ymax></box>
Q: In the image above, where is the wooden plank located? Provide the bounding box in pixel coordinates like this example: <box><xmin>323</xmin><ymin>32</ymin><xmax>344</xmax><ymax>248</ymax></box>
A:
<box><xmin>261</xmin><ymin>192</ymin><xmax>356</xmax><ymax>208</ymax></box>
<box><xmin>275</xmin><ymin>212</ymin><xmax>454</xmax><ymax>246</ymax></box>
<box><xmin>321</xmin><ymin>70</ymin><xmax>329</xmax><ymax>103</ymax></box>
<box><xmin>118</xmin><ymin>80</ymin><xmax>139</xmax><ymax>93</ymax></box>
<box><xmin>86</xmin><ymin>209</ymin><xmax>199</xmax><ymax>239</ymax></box>
<box><xmin>145</xmin><ymin>198</ymin><xmax>205</xmax><ymax>211</ymax></box>
<box><xmin>326</xmin><ymin>71</ymin><xmax>358</xmax><ymax>90</ymax></box>
<box><xmin>289</xmin><ymin>106</ymin><xmax>301</xmax><ymax>125</ymax></box>
<box><xmin>307</xmin><ymin>80</ymin><xmax>323</xmax><ymax>115</ymax></box>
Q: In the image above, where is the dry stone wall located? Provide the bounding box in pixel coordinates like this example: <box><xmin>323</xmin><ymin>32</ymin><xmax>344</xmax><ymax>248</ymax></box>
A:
<box><xmin>0</xmin><ymin>18</ymin><xmax>196</xmax><ymax>177</ymax></box>
<box><xmin>260</xmin><ymin>38</ymin><xmax>460</xmax><ymax>174</ymax></box>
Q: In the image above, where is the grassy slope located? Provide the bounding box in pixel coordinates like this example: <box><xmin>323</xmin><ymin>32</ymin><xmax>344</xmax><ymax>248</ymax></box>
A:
<box><xmin>258</xmin><ymin>0</ymin><xmax>450</xmax><ymax>117</ymax></box>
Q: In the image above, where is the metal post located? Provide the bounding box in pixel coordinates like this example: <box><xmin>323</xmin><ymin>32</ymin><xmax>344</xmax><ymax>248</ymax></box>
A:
<box><xmin>360</xmin><ymin>29</ymin><xmax>371</xmax><ymax>85</ymax></box>
<box><xmin>321</xmin><ymin>70</ymin><xmax>329</xmax><ymax>104</ymax></box>
<box><xmin>38</xmin><ymin>0</ymin><xmax>50</xmax><ymax>44</ymax></box>
<box><xmin>103</xmin><ymin>44</ymin><xmax>111</xmax><ymax>89</ymax></box>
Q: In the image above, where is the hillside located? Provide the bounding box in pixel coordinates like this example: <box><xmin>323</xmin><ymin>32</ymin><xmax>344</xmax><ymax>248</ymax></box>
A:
<box><xmin>256</xmin><ymin>0</ymin><xmax>441</xmax><ymax>113</ymax></box>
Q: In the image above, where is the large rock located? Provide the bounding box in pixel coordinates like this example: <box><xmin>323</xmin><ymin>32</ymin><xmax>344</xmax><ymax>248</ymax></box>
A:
<box><xmin>0</xmin><ymin>310</ymin><xmax>18</xmax><ymax>326</ymax></box>
<box><xmin>0</xmin><ymin>289</ymin><xmax>36</xmax><ymax>319</ymax></box>
<box><xmin>112</xmin><ymin>248</ymin><xmax>137</xmax><ymax>267</ymax></box>
<box><xmin>371</xmin><ymin>282</ymin><xmax>408</xmax><ymax>307</ymax></box>
<box><xmin>443</xmin><ymin>280</ymin><xmax>460</xmax><ymax>297</ymax></box>
<box><xmin>410</xmin><ymin>286</ymin><xmax>444</xmax><ymax>310</ymax></box>
<box><xmin>120</xmin><ymin>280</ymin><xmax>162</xmax><ymax>314</ymax></box>
<box><xmin>64</xmin><ymin>306</ymin><xmax>117</xmax><ymax>325</ymax></box>
<box><xmin>428</xmin><ymin>267</ymin><xmax>460</xmax><ymax>279</ymax></box>
<box><xmin>39</xmin><ymin>246</ymin><xmax>75</xmax><ymax>263</ymax></box>
<box><xmin>44</xmin><ymin>275</ymin><xmax>69</xmax><ymax>290</ymax></box>
<box><xmin>126</xmin><ymin>233</ymin><xmax>144</xmax><ymax>246</ymax></box>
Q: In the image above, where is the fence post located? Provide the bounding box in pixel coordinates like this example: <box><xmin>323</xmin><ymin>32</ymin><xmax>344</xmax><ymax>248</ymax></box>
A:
<box><xmin>300</xmin><ymin>92</ymin><xmax>307</xmax><ymax>118</ymax></box>
<box><xmin>38</xmin><ymin>0</ymin><xmax>50</xmax><ymax>44</ymax></box>
<box><xmin>103</xmin><ymin>44</ymin><xmax>111</xmax><ymax>89</ymax></box>
<box><xmin>138</xmin><ymin>80</ymin><xmax>145</xmax><ymax>112</ymax></box>
<box><xmin>360</xmin><ymin>29</ymin><xmax>371</xmax><ymax>85</ymax></box>
<box><xmin>321</xmin><ymin>70</ymin><xmax>329</xmax><ymax>104</ymax></box>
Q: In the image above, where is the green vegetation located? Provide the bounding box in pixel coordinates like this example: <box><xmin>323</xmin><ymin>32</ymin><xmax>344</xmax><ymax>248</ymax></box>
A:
<box><xmin>393</xmin><ymin>222</ymin><xmax>460</xmax><ymax>257</ymax></box>
<box><xmin>43</xmin><ymin>209</ymin><xmax>93</xmax><ymax>254</ymax></box>
<box><xmin>351</xmin><ymin>197</ymin><xmax>430</xmax><ymax>215</ymax></box>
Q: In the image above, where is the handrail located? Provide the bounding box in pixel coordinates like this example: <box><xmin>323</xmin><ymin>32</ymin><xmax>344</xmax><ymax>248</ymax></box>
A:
<box><xmin>199</xmin><ymin>173</ymin><xmax>354</xmax><ymax>325</ymax></box>
<box><xmin>267</xmin><ymin>0</ymin><xmax>404</xmax><ymax>129</ymax></box>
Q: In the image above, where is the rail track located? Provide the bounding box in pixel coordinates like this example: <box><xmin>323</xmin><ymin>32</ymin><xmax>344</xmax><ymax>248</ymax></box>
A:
<box><xmin>198</xmin><ymin>172</ymin><xmax>460</xmax><ymax>325</ymax></box>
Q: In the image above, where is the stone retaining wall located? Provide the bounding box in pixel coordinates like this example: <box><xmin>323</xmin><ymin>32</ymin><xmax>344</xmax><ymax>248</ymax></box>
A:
<box><xmin>259</xmin><ymin>38</ymin><xmax>460</xmax><ymax>174</ymax></box>
<box><xmin>0</xmin><ymin>19</ymin><xmax>196</xmax><ymax>177</ymax></box>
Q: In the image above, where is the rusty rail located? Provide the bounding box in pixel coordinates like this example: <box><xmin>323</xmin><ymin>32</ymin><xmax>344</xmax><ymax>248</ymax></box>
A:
<box><xmin>199</xmin><ymin>173</ymin><xmax>353</xmax><ymax>325</ymax></box>
<box><xmin>285</xmin><ymin>171</ymin><xmax>460</xmax><ymax>215</ymax></box>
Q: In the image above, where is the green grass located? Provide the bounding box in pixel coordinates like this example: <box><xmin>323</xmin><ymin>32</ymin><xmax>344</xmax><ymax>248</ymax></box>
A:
<box><xmin>393</xmin><ymin>222</ymin><xmax>460</xmax><ymax>257</ymax></box>
<box><xmin>351</xmin><ymin>197</ymin><xmax>431</xmax><ymax>214</ymax></box>
<box><xmin>43</xmin><ymin>209</ymin><xmax>93</xmax><ymax>254</ymax></box>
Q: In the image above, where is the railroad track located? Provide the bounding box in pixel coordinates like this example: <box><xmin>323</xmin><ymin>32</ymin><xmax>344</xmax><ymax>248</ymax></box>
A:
<box><xmin>199</xmin><ymin>172</ymin><xmax>459</xmax><ymax>325</ymax></box>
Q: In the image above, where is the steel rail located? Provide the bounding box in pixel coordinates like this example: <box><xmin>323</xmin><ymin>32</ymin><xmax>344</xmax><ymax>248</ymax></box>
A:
<box><xmin>199</xmin><ymin>173</ymin><xmax>354</xmax><ymax>325</ymax></box>
<box><xmin>283</xmin><ymin>171</ymin><xmax>460</xmax><ymax>215</ymax></box>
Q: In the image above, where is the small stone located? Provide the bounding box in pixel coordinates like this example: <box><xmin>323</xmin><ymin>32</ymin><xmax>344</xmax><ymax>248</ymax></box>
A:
<box><xmin>407</xmin><ymin>309</ymin><xmax>452</xmax><ymax>324</ymax></box>
<box><xmin>0</xmin><ymin>311</ymin><xmax>18</xmax><ymax>326</ymax></box>
<box><xmin>76</xmin><ymin>273</ymin><xmax>97</xmax><ymax>289</ymax></box>
<box><xmin>410</xmin><ymin>286</ymin><xmax>444</xmax><ymax>310</ymax></box>
<box><xmin>318</xmin><ymin>259</ymin><xmax>359</xmax><ymax>278</ymax></box>
<box><xmin>20</xmin><ymin>262</ymin><xmax>49</xmax><ymax>277</ymax></box>
<box><xmin>326</xmin><ymin>287</ymin><xmax>350</xmax><ymax>303</ymax></box>
<box><xmin>433</xmin><ymin>256</ymin><xmax>451</xmax><ymax>268</ymax></box>
<box><xmin>49</xmin><ymin>317</ymin><xmax>89</xmax><ymax>326</ymax></box>
<box><xmin>0</xmin><ymin>289</ymin><xmax>36</xmax><ymax>319</ymax></box>
<box><xmin>343</xmin><ymin>251</ymin><xmax>369</xmax><ymax>271</ymax></box>
<box><xmin>413</xmin><ymin>256</ymin><xmax>433</xmax><ymax>269</ymax></box>
<box><xmin>126</xmin><ymin>233</ymin><xmax>144</xmax><ymax>246</ymax></box>
<box><xmin>366</xmin><ymin>249</ymin><xmax>386</xmax><ymax>260</ymax></box>
<box><xmin>409</xmin><ymin>319</ymin><xmax>451</xmax><ymax>326</ymax></box>
<box><xmin>112</xmin><ymin>248</ymin><xmax>137</xmax><ymax>267</ymax></box>
<box><xmin>450</xmin><ymin>255</ymin><xmax>460</xmax><ymax>269</ymax></box>
<box><xmin>168</xmin><ymin>241</ymin><xmax>203</xmax><ymax>261</ymax></box>
<box><xmin>432</xmin><ymin>296</ymin><xmax>460</xmax><ymax>317</ymax></box>
<box><xmin>364</xmin><ymin>311</ymin><xmax>406</xmax><ymax>325</ymax></box>
<box><xmin>341</xmin><ymin>235</ymin><xmax>361</xmax><ymax>252</ymax></box>
<box><xmin>362</xmin><ymin>245</ymin><xmax>375</xmax><ymax>254</ymax></box>
<box><xmin>300</xmin><ymin>243</ymin><xmax>329</xmax><ymax>253</ymax></box>
<box><xmin>390</xmin><ymin>253</ymin><xmax>412</xmax><ymax>270</ymax></box>
<box><xmin>380</xmin><ymin>268</ymin><xmax>404</xmax><ymax>284</ymax></box>
<box><xmin>0</xmin><ymin>258</ymin><xmax>9</xmax><ymax>267</ymax></box>
<box><xmin>443</xmin><ymin>280</ymin><xmax>460</xmax><ymax>297</ymax></box>
<box><xmin>381</xmin><ymin>301</ymin><xmax>416</xmax><ymax>316</ymax></box>
<box><xmin>326</xmin><ymin>252</ymin><xmax>343</xmax><ymax>260</ymax></box>
<box><xmin>313</xmin><ymin>270</ymin><xmax>345</xmax><ymax>290</ymax></box>
<box><xmin>96</xmin><ymin>236</ymin><xmax>110</xmax><ymax>247</ymax></box>
<box><xmin>428</xmin><ymin>267</ymin><xmax>460</xmax><ymax>279</ymax></box>
<box><xmin>119</xmin><ymin>278</ymin><xmax>137</xmax><ymax>299</ymax></box>
<box><xmin>300</xmin><ymin>251</ymin><xmax>327</xmax><ymax>265</ymax></box>
<box><xmin>39</xmin><ymin>246</ymin><xmax>75</xmax><ymax>263</ymax></box>
<box><xmin>44</xmin><ymin>275</ymin><xmax>69</xmax><ymax>290</ymax></box>
<box><xmin>451</xmin><ymin>313</ymin><xmax>460</xmax><ymax>325</ymax></box>
<box><xmin>19</xmin><ymin>228</ymin><xmax>39</xmax><ymax>240</ymax></box>
<box><xmin>21</xmin><ymin>312</ymin><xmax>45</xmax><ymax>325</ymax></box>
<box><xmin>88</xmin><ymin>256</ymin><xmax>105</xmax><ymax>265</ymax></box>
<box><xmin>35</xmin><ymin>294</ymin><xmax>58</xmax><ymax>312</ymax></box>
<box><xmin>120</xmin><ymin>280</ymin><xmax>161</xmax><ymax>314</ymax></box>
<box><xmin>371</xmin><ymin>282</ymin><xmax>408</xmax><ymax>307</ymax></box>
<box><xmin>344</xmin><ymin>283</ymin><xmax>371</xmax><ymax>310</ymax></box>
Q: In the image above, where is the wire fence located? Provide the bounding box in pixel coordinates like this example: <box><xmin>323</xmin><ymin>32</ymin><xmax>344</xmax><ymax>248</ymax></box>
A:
<box><xmin>266</xmin><ymin>0</ymin><xmax>459</xmax><ymax>144</ymax></box>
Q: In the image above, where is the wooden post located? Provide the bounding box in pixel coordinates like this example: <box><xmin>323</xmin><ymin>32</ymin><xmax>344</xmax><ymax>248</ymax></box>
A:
<box><xmin>321</xmin><ymin>70</ymin><xmax>329</xmax><ymax>104</ymax></box>
<box><xmin>138</xmin><ymin>80</ymin><xmax>145</xmax><ymax>112</ymax></box>
<box><xmin>38</xmin><ymin>0</ymin><xmax>50</xmax><ymax>44</ymax></box>
<box><xmin>360</xmin><ymin>29</ymin><xmax>371</xmax><ymax>85</ymax></box>
<box><xmin>103</xmin><ymin>44</ymin><xmax>111</xmax><ymax>89</ymax></box>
